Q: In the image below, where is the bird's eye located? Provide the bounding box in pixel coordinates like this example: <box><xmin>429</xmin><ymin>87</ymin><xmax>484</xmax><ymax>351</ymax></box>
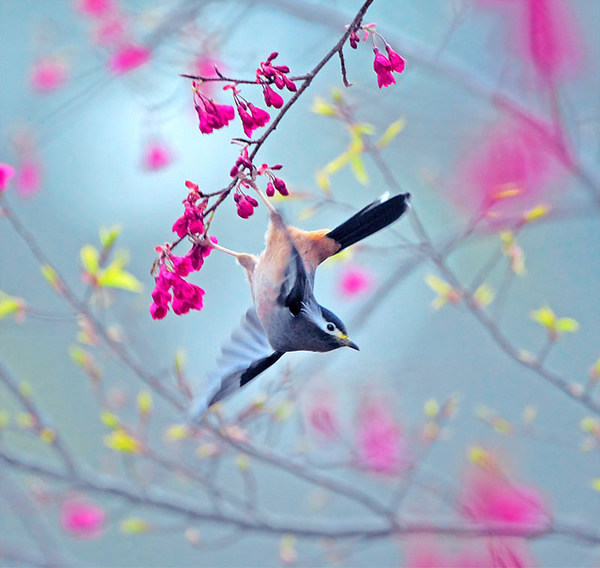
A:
<box><xmin>326</xmin><ymin>323</ymin><xmax>335</xmax><ymax>332</ymax></box>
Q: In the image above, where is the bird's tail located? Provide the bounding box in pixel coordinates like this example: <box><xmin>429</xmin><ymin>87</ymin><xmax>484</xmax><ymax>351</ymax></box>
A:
<box><xmin>326</xmin><ymin>192</ymin><xmax>410</xmax><ymax>252</ymax></box>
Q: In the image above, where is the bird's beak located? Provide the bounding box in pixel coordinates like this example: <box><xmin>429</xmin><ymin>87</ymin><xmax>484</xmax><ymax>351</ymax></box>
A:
<box><xmin>345</xmin><ymin>338</ymin><xmax>359</xmax><ymax>351</ymax></box>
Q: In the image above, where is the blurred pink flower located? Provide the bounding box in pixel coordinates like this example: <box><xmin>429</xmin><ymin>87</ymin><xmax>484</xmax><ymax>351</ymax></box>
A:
<box><xmin>93</xmin><ymin>17</ymin><xmax>127</xmax><ymax>47</ymax></box>
<box><xmin>75</xmin><ymin>0</ymin><xmax>114</xmax><ymax>18</ymax></box>
<box><xmin>143</xmin><ymin>141</ymin><xmax>172</xmax><ymax>171</ymax></box>
<box><xmin>306</xmin><ymin>390</ymin><xmax>338</xmax><ymax>440</ymax></box>
<box><xmin>460</xmin><ymin>465</ymin><xmax>550</xmax><ymax>528</ymax></box>
<box><xmin>405</xmin><ymin>538</ymin><xmax>536</xmax><ymax>568</ymax></box>
<box><xmin>191</xmin><ymin>56</ymin><xmax>222</xmax><ymax>97</ymax></box>
<box><xmin>109</xmin><ymin>44</ymin><xmax>151</xmax><ymax>75</ymax></box>
<box><xmin>339</xmin><ymin>265</ymin><xmax>373</xmax><ymax>299</ymax></box>
<box><xmin>0</xmin><ymin>163</ymin><xmax>15</xmax><ymax>192</ymax></box>
<box><xmin>16</xmin><ymin>159</ymin><xmax>42</xmax><ymax>197</ymax></box>
<box><xmin>455</xmin><ymin>120</ymin><xmax>561</xmax><ymax>219</ymax></box>
<box><xmin>405</xmin><ymin>539</ymin><xmax>493</xmax><ymax>568</ymax></box>
<box><xmin>477</xmin><ymin>0</ymin><xmax>582</xmax><ymax>84</ymax></box>
<box><xmin>60</xmin><ymin>498</ymin><xmax>106</xmax><ymax>538</ymax></box>
<box><xmin>356</xmin><ymin>398</ymin><xmax>405</xmax><ymax>474</ymax></box>
<box><xmin>30</xmin><ymin>58</ymin><xmax>69</xmax><ymax>93</ymax></box>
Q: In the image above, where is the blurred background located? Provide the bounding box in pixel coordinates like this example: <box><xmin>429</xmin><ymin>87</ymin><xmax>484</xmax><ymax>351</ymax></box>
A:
<box><xmin>1</xmin><ymin>0</ymin><xmax>599</xmax><ymax>566</ymax></box>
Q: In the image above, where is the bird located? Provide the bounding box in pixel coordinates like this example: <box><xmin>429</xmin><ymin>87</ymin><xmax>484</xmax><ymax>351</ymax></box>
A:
<box><xmin>190</xmin><ymin>191</ymin><xmax>411</xmax><ymax>418</ymax></box>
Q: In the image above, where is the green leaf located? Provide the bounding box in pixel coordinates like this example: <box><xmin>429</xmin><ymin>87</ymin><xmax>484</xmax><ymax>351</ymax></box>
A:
<box><xmin>376</xmin><ymin>118</ymin><xmax>406</xmax><ymax>148</ymax></box>
<box><xmin>312</xmin><ymin>98</ymin><xmax>337</xmax><ymax>117</ymax></box>
<box><xmin>324</xmin><ymin>152</ymin><xmax>350</xmax><ymax>175</ymax></box>
<box><xmin>530</xmin><ymin>305</ymin><xmax>556</xmax><ymax>330</ymax></box>
<box><xmin>350</xmin><ymin>155</ymin><xmax>368</xmax><ymax>185</ymax></box>
<box><xmin>98</xmin><ymin>261</ymin><xmax>142</xmax><ymax>293</ymax></box>
<box><xmin>120</xmin><ymin>517</ymin><xmax>150</xmax><ymax>534</ymax></box>
<box><xmin>99</xmin><ymin>226</ymin><xmax>121</xmax><ymax>250</ymax></box>
<box><xmin>40</xmin><ymin>264</ymin><xmax>61</xmax><ymax>291</ymax></box>
<box><xmin>556</xmin><ymin>317</ymin><xmax>579</xmax><ymax>333</ymax></box>
<box><xmin>80</xmin><ymin>245</ymin><xmax>99</xmax><ymax>275</ymax></box>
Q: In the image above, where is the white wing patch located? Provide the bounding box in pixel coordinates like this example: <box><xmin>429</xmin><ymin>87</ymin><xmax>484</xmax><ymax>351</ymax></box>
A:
<box><xmin>189</xmin><ymin>308</ymin><xmax>276</xmax><ymax>420</ymax></box>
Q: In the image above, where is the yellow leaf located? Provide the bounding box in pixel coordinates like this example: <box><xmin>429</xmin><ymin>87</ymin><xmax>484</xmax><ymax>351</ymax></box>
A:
<box><xmin>315</xmin><ymin>170</ymin><xmax>330</xmax><ymax>193</ymax></box>
<box><xmin>99</xmin><ymin>226</ymin><xmax>121</xmax><ymax>249</ymax></box>
<box><xmin>120</xmin><ymin>517</ymin><xmax>150</xmax><ymax>534</ymax></box>
<box><xmin>592</xmin><ymin>478</ymin><xmax>600</xmax><ymax>492</ymax></box>
<box><xmin>579</xmin><ymin>417</ymin><xmax>599</xmax><ymax>434</ymax></box>
<box><xmin>324</xmin><ymin>152</ymin><xmax>350</xmax><ymax>175</ymax></box>
<box><xmin>80</xmin><ymin>245</ymin><xmax>99</xmax><ymax>275</ymax></box>
<box><xmin>424</xmin><ymin>399</ymin><xmax>439</xmax><ymax>418</ymax></box>
<box><xmin>354</xmin><ymin>122</ymin><xmax>375</xmax><ymax>136</ymax></box>
<box><xmin>0</xmin><ymin>411</ymin><xmax>9</xmax><ymax>429</ymax></box>
<box><xmin>312</xmin><ymin>98</ymin><xmax>336</xmax><ymax>117</ymax></box>
<box><xmin>556</xmin><ymin>317</ymin><xmax>579</xmax><ymax>333</ymax></box>
<box><xmin>69</xmin><ymin>345</ymin><xmax>89</xmax><ymax>367</ymax></box>
<box><xmin>350</xmin><ymin>155</ymin><xmax>369</xmax><ymax>185</ymax></box>
<box><xmin>40</xmin><ymin>428</ymin><xmax>56</xmax><ymax>444</ymax></box>
<box><xmin>331</xmin><ymin>88</ymin><xmax>343</xmax><ymax>103</ymax></box>
<box><xmin>530</xmin><ymin>305</ymin><xmax>556</xmax><ymax>330</ymax></box>
<box><xmin>274</xmin><ymin>400</ymin><xmax>293</xmax><ymax>422</ymax></box>
<box><xmin>17</xmin><ymin>413</ymin><xmax>33</xmax><ymax>428</ymax></box>
<box><xmin>0</xmin><ymin>290</ymin><xmax>24</xmax><ymax>320</ymax></box>
<box><xmin>523</xmin><ymin>204</ymin><xmax>549</xmax><ymax>222</ymax></box>
<box><xmin>101</xmin><ymin>411</ymin><xmax>120</xmax><ymax>429</ymax></box>
<box><xmin>40</xmin><ymin>265</ymin><xmax>62</xmax><ymax>292</ymax></box>
<box><xmin>376</xmin><ymin>118</ymin><xmax>406</xmax><ymax>148</ymax></box>
<box><xmin>468</xmin><ymin>446</ymin><xmax>490</xmax><ymax>466</ymax></box>
<box><xmin>104</xmin><ymin>429</ymin><xmax>141</xmax><ymax>453</ymax></box>
<box><xmin>474</xmin><ymin>284</ymin><xmax>494</xmax><ymax>308</ymax></box>
<box><xmin>235</xmin><ymin>453</ymin><xmax>250</xmax><ymax>471</ymax></box>
<box><xmin>425</xmin><ymin>274</ymin><xmax>451</xmax><ymax>295</ymax></box>
<box><xmin>165</xmin><ymin>424</ymin><xmax>189</xmax><ymax>442</ymax></box>
<box><xmin>97</xmin><ymin>262</ymin><xmax>142</xmax><ymax>292</ymax></box>
<box><xmin>137</xmin><ymin>391</ymin><xmax>153</xmax><ymax>415</ymax></box>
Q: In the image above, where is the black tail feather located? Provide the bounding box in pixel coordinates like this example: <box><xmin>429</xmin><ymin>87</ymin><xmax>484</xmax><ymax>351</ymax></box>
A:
<box><xmin>326</xmin><ymin>192</ymin><xmax>410</xmax><ymax>252</ymax></box>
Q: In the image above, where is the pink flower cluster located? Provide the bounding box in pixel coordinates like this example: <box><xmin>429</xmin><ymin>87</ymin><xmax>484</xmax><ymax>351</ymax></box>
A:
<box><xmin>356</xmin><ymin>398</ymin><xmax>406</xmax><ymax>474</ymax></box>
<box><xmin>460</xmin><ymin>464</ymin><xmax>550</xmax><ymax>528</ymax></box>
<box><xmin>257</xmin><ymin>52</ymin><xmax>297</xmax><ymax>109</ymax></box>
<box><xmin>193</xmin><ymin>83</ymin><xmax>236</xmax><ymax>134</ymax></box>
<box><xmin>229</xmin><ymin>148</ymin><xmax>289</xmax><ymax>219</ymax></box>
<box><xmin>30</xmin><ymin>58</ymin><xmax>69</xmax><ymax>93</ymax></box>
<box><xmin>372</xmin><ymin>45</ymin><xmax>406</xmax><ymax>88</ymax></box>
<box><xmin>150</xmin><ymin>181</ymin><xmax>217</xmax><ymax>320</ymax></box>
<box><xmin>60</xmin><ymin>497</ymin><xmax>106</xmax><ymax>539</ymax></box>
<box><xmin>0</xmin><ymin>163</ymin><xmax>15</xmax><ymax>192</ymax></box>
<box><xmin>75</xmin><ymin>0</ymin><xmax>151</xmax><ymax>74</ymax></box>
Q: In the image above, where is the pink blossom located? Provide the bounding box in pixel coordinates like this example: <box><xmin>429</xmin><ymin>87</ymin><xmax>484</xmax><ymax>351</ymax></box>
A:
<box><xmin>237</xmin><ymin>102</ymin><xmax>270</xmax><ymax>139</ymax></box>
<box><xmin>16</xmin><ymin>159</ymin><xmax>42</xmax><ymax>197</ymax></box>
<box><xmin>257</xmin><ymin>52</ymin><xmax>296</xmax><ymax>92</ymax></box>
<box><xmin>349</xmin><ymin>30</ymin><xmax>360</xmax><ymax>49</ymax></box>
<box><xmin>235</xmin><ymin>193</ymin><xmax>259</xmax><ymax>219</ymax></box>
<box><xmin>339</xmin><ymin>265</ymin><xmax>373</xmax><ymax>299</ymax></box>
<box><xmin>386</xmin><ymin>45</ymin><xmax>406</xmax><ymax>73</ymax></box>
<box><xmin>93</xmin><ymin>17</ymin><xmax>127</xmax><ymax>47</ymax></box>
<box><xmin>60</xmin><ymin>498</ymin><xmax>105</xmax><ymax>539</ymax></box>
<box><xmin>356</xmin><ymin>398</ymin><xmax>405</xmax><ymax>474</ymax></box>
<box><xmin>460</xmin><ymin>465</ymin><xmax>550</xmax><ymax>528</ymax></box>
<box><xmin>525</xmin><ymin>0</ymin><xmax>581</xmax><ymax>82</ymax></box>
<box><xmin>187</xmin><ymin>237</ymin><xmax>216</xmax><ymax>271</ymax></box>
<box><xmin>455</xmin><ymin>120</ymin><xmax>561</xmax><ymax>219</ymax></box>
<box><xmin>75</xmin><ymin>0</ymin><xmax>114</xmax><ymax>17</ymax></box>
<box><xmin>306</xmin><ymin>391</ymin><xmax>338</xmax><ymax>441</ymax></box>
<box><xmin>405</xmin><ymin>539</ymin><xmax>535</xmax><ymax>568</ymax></box>
<box><xmin>150</xmin><ymin>265</ymin><xmax>206</xmax><ymax>319</ymax></box>
<box><xmin>191</xmin><ymin>56</ymin><xmax>222</xmax><ymax>97</ymax></box>
<box><xmin>372</xmin><ymin>47</ymin><xmax>396</xmax><ymax>88</ymax></box>
<box><xmin>30</xmin><ymin>59</ymin><xmax>69</xmax><ymax>93</ymax></box>
<box><xmin>172</xmin><ymin>201</ymin><xmax>205</xmax><ymax>238</ymax></box>
<box><xmin>143</xmin><ymin>141</ymin><xmax>172</xmax><ymax>171</ymax></box>
<box><xmin>109</xmin><ymin>44</ymin><xmax>151</xmax><ymax>75</ymax></box>
<box><xmin>262</xmin><ymin>85</ymin><xmax>284</xmax><ymax>109</ymax></box>
<box><xmin>194</xmin><ymin>91</ymin><xmax>235</xmax><ymax>134</ymax></box>
<box><xmin>0</xmin><ymin>163</ymin><xmax>15</xmax><ymax>192</ymax></box>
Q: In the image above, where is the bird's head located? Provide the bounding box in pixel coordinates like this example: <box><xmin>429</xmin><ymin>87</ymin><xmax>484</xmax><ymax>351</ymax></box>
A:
<box><xmin>284</xmin><ymin>302</ymin><xmax>358</xmax><ymax>353</ymax></box>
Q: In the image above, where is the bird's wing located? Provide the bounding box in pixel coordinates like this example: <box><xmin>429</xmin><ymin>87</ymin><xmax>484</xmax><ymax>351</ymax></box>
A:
<box><xmin>189</xmin><ymin>308</ymin><xmax>284</xmax><ymax>420</ymax></box>
<box><xmin>277</xmin><ymin>240</ymin><xmax>314</xmax><ymax>312</ymax></box>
